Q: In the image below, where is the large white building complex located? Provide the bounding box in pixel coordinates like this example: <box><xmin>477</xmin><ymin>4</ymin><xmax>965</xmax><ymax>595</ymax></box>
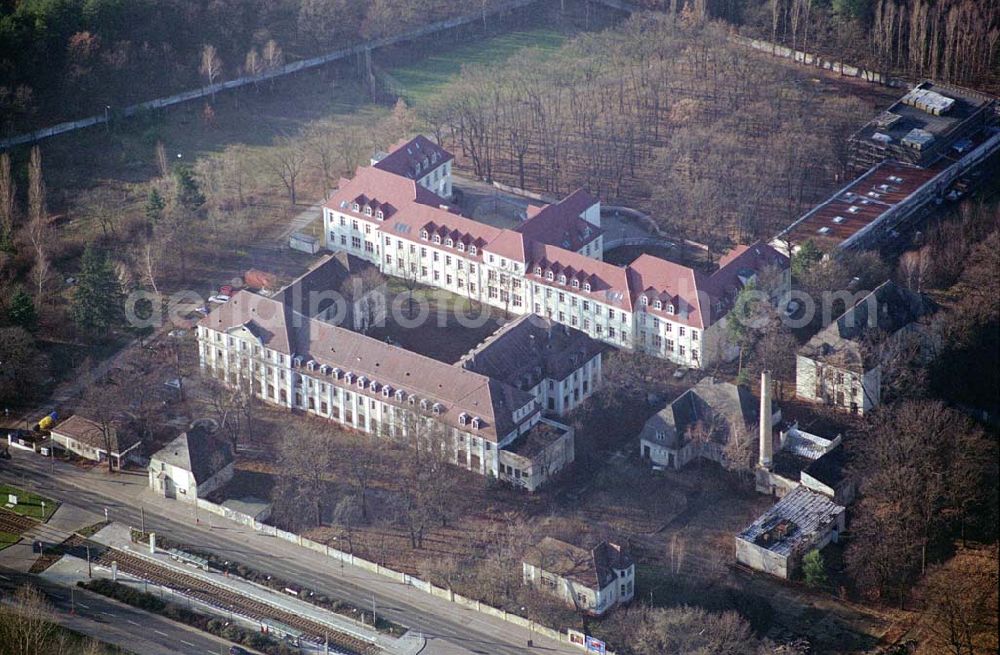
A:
<box><xmin>324</xmin><ymin>136</ymin><xmax>790</xmax><ymax>369</ymax></box>
<box><xmin>197</xmin><ymin>289</ymin><xmax>594</xmax><ymax>491</ymax></box>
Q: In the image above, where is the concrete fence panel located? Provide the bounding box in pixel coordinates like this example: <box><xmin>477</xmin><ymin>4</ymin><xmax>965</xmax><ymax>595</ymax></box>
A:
<box><xmin>1</xmin><ymin>0</ymin><xmax>539</xmax><ymax>150</ymax></box>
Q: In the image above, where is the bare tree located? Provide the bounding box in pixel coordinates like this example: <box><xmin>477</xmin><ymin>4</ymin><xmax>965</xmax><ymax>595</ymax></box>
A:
<box><xmin>262</xmin><ymin>39</ymin><xmax>284</xmax><ymax>90</ymax></box>
<box><xmin>79</xmin><ymin>376</ymin><xmax>126</xmax><ymax>473</ymax></box>
<box><xmin>26</xmin><ymin>146</ymin><xmax>51</xmax><ymax>303</ymax></box>
<box><xmin>243</xmin><ymin>48</ymin><xmax>263</xmax><ymax>89</ymax></box>
<box><xmin>920</xmin><ymin>546</ymin><xmax>999</xmax><ymax>655</ymax></box>
<box><xmin>265</xmin><ymin>138</ymin><xmax>307</xmax><ymax>205</ymax></box>
<box><xmin>0</xmin><ymin>584</ymin><xmax>60</xmax><ymax>653</ymax></box>
<box><xmin>0</xmin><ymin>152</ymin><xmax>14</xmax><ymax>247</ymax></box>
<box><xmin>199</xmin><ymin>45</ymin><xmax>223</xmax><ymax>97</ymax></box>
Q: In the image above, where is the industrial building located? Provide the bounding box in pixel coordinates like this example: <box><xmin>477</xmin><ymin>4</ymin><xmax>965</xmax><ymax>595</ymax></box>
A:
<box><xmin>775</xmin><ymin>81</ymin><xmax>999</xmax><ymax>255</ymax></box>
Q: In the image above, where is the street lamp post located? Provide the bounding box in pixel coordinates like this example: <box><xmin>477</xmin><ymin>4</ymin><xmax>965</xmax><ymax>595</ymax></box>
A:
<box><xmin>521</xmin><ymin>606</ymin><xmax>533</xmax><ymax>647</ymax></box>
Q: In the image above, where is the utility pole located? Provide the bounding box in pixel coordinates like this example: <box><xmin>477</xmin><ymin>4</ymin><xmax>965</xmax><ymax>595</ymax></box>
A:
<box><xmin>86</xmin><ymin>546</ymin><xmax>92</xmax><ymax>578</ymax></box>
<box><xmin>140</xmin><ymin>506</ymin><xmax>145</xmax><ymax>535</ymax></box>
<box><xmin>372</xmin><ymin>592</ymin><xmax>377</xmax><ymax>627</ymax></box>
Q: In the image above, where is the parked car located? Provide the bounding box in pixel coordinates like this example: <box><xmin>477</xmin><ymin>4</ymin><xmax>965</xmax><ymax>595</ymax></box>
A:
<box><xmin>208</xmin><ymin>294</ymin><xmax>230</xmax><ymax>304</ymax></box>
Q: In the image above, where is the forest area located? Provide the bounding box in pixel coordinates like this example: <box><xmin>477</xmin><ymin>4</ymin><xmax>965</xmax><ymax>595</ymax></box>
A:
<box><xmin>420</xmin><ymin>13</ymin><xmax>881</xmax><ymax>256</ymax></box>
<box><xmin>0</xmin><ymin>0</ymin><xmax>511</xmax><ymax>134</ymax></box>
<box><xmin>639</xmin><ymin>0</ymin><xmax>1000</xmax><ymax>90</ymax></box>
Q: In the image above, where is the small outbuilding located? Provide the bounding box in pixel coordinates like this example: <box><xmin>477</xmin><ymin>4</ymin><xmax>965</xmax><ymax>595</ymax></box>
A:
<box><xmin>49</xmin><ymin>415</ymin><xmax>140</xmax><ymax>470</ymax></box>
<box><xmin>522</xmin><ymin>537</ymin><xmax>634</xmax><ymax>616</ymax></box>
<box><xmin>735</xmin><ymin>485</ymin><xmax>846</xmax><ymax>579</ymax></box>
<box><xmin>148</xmin><ymin>428</ymin><xmax>234</xmax><ymax>503</ymax></box>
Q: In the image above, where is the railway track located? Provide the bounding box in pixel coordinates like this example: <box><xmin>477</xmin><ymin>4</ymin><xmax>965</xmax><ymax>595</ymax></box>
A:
<box><xmin>94</xmin><ymin>546</ymin><xmax>378</xmax><ymax>655</ymax></box>
<box><xmin>0</xmin><ymin>508</ymin><xmax>38</xmax><ymax>535</ymax></box>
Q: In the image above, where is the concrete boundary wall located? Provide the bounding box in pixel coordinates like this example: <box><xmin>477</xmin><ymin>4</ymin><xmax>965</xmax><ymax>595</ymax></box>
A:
<box><xmin>0</xmin><ymin>0</ymin><xmax>539</xmax><ymax>151</ymax></box>
<box><xmin>731</xmin><ymin>36</ymin><xmax>908</xmax><ymax>87</ymax></box>
<box><xmin>190</xmin><ymin>497</ymin><xmax>616</xmax><ymax>654</ymax></box>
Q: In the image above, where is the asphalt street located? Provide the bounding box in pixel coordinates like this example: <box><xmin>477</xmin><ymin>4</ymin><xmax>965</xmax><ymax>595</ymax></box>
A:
<box><xmin>0</xmin><ymin>450</ymin><xmax>576</xmax><ymax>655</ymax></box>
<box><xmin>0</xmin><ymin>568</ymin><xmax>245</xmax><ymax>655</ymax></box>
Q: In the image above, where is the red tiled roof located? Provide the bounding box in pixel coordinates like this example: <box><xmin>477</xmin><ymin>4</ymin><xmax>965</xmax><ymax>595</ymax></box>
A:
<box><xmin>526</xmin><ymin>242</ymin><xmax>636</xmax><ymax>311</ymax></box>
<box><xmin>517</xmin><ymin>189</ymin><xmax>602</xmax><ymax>252</ymax></box>
<box><xmin>628</xmin><ymin>253</ymin><xmax>709</xmax><ymax>327</ymax></box>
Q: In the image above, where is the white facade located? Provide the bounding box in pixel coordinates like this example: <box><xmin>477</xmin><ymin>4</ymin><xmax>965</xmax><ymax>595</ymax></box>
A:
<box><xmin>196</xmin><ymin>320</ymin><xmax>577</xmax><ymax>486</ymax></box>
<box><xmin>795</xmin><ymin>355</ymin><xmax>880</xmax><ymax>414</ymax></box>
<box><xmin>148</xmin><ymin>456</ymin><xmax>233</xmax><ymax>503</ymax></box>
<box><xmin>322</xmin><ymin>204</ymin><xmax>725</xmax><ymax>369</ymax></box>
<box><xmin>522</xmin><ymin>543</ymin><xmax>635</xmax><ymax>616</ymax></box>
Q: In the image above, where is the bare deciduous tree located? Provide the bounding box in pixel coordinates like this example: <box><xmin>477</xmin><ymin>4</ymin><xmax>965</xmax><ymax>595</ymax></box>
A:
<box><xmin>265</xmin><ymin>138</ymin><xmax>307</xmax><ymax>205</ymax></box>
<box><xmin>199</xmin><ymin>44</ymin><xmax>223</xmax><ymax>96</ymax></box>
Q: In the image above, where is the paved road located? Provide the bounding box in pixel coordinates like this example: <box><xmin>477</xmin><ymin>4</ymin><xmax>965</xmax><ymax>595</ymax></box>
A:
<box><xmin>1</xmin><ymin>450</ymin><xmax>577</xmax><ymax>655</ymax></box>
<box><xmin>0</xmin><ymin>568</ymin><xmax>244</xmax><ymax>655</ymax></box>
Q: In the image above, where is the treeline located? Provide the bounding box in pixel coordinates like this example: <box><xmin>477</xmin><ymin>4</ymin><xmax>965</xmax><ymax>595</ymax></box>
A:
<box><xmin>422</xmin><ymin>13</ymin><xmax>871</xmax><ymax>252</ymax></box>
<box><xmin>0</xmin><ymin>0</ymin><xmax>498</xmax><ymax>134</ymax></box>
<box><xmin>682</xmin><ymin>0</ymin><xmax>999</xmax><ymax>88</ymax></box>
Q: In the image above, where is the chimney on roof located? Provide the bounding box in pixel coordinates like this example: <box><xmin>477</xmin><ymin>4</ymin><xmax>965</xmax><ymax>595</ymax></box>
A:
<box><xmin>759</xmin><ymin>370</ymin><xmax>773</xmax><ymax>470</ymax></box>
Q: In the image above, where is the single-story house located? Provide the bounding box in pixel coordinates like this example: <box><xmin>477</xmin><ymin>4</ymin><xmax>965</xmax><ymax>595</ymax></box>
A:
<box><xmin>522</xmin><ymin>537</ymin><xmax>634</xmax><ymax>616</ymax></box>
<box><xmin>735</xmin><ymin>484</ymin><xmax>846</xmax><ymax>579</ymax></box>
<box><xmin>148</xmin><ymin>427</ymin><xmax>234</xmax><ymax>503</ymax></box>
<box><xmin>49</xmin><ymin>415</ymin><xmax>140</xmax><ymax>470</ymax></box>
<box><xmin>640</xmin><ymin>377</ymin><xmax>779</xmax><ymax>470</ymax></box>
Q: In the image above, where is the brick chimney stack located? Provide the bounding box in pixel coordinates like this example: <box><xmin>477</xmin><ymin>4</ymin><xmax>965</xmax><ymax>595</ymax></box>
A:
<box><xmin>759</xmin><ymin>370</ymin><xmax>773</xmax><ymax>469</ymax></box>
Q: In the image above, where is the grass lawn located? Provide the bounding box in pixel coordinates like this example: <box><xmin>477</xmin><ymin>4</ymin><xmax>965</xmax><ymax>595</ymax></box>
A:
<box><xmin>0</xmin><ymin>531</ymin><xmax>20</xmax><ymax>550</ymax></box>
<box><xmin>385</xmin><ymin>27</ymin><xmax>569</xmax><ymax>105</ymax></box>
<box><xmin>372</xmin><ymin>281</ymin><xmax>502</xmax><ymax>362</ymax></box>
<box><xmin>0</xmin><ymin>484</ymin><xmax>59</xmax><ymax>521</ymax></box>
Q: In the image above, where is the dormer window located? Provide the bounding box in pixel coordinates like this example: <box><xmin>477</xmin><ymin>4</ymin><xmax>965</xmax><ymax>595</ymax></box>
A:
<box><xmin>640</xmin><ymin>296</ymin><xmax>648</xmax><ymax>306</ymax></box>
<box><xmin>667</xmin><ymin>304</ymin><xmax>675</xmax><ymax>314</ymax></box>
<box><xmin>459</xmin><ymin>413</ymin><xmax>468</xmax><ymax>425</ymax></box>
<box><xmin>546</xmin><ymin>271</ymin><xmax>554</xmax><ymax>281</ymax></box>
<box><xmin>395</xmin><ymin>389</ymin><xmax>405</xmax><ymax>401</ymax></box>
<box><xmin>469</xmin><ymin>246</ymin><xmax>477</xmax><ymax>255</ymax></box>
<box><xmin>364</xmin><ymin>206</ymin><xmax>372</xmax><ymax>216</ymax></box>
<box><xmin>333</xmin><ymin>368</ymin><xmax>342</xmax><ymax>379</ymax></box>
<box><xmin>433</xmin><ymin>235</ymin><xmax>441</xmax><ymax>244</ymax></box>
<box><xmin>352</xmin><ymin>203</ymin><xmax>359</xmax><ymax>212</ymax></box>
<box><xmin>583</xmin><ymin>282</ymin><xmax>591</xmax><ymax>292</ymax></box>
<box><xmin>369</xmin><ymin>380</ymin><xmax>378</xmax><ymax>391</ymax></box>
<box><xmin>654</xmin><ymin>300</ymin><xmax>662</xmax><ymax>310</ymax></box>
<box><xmin>357</xmin><ymin>377</ymin><xmax>366</xmax><ymax>389</ymax></box>
<box><xmin>432</xmin><ymin>403</ymin><xmax>442</xmax><ymax>415</ymax></box>
<box><xmin>571</xmin><ymin>279</ymin><xmax>579</xmax><ymax>288</ymax></box>
<box><xmin>306</xmin><ymin>360</ymin><xmax>316</xmax><ymax>371</ymax></box>
<box><xmin>408</xmin><ymin>394</ymin><xmax>417</xmax><ymax>405</ymax></box>
<box><xmin>420</xmin><ymin>399</ymin><xmax>430</xmax><ymax>411</ymax></box>
<box><xmin>534</xmin><ymin>266</ymin><xmax>542</xmax><ymax>275</ymax></box>
<box><xmin>420</xmin><ymin>230</ymin><xmax>429</xmax><ymax>240</ymax></box>
<box><xmin>558</xmin><ymin>274</ymin><xmax>566</xmax><ymax>285</ymax></box>
<box><xmin>471</xmin><ymin>417</ymin><xmax>481</xmax><ymax>429</ymax></box>
<box><xmin>445</xmin><ymin>238</ymin><xmax>453</xmax><ymax>247</ymax></box>
<box><xmin>345</xmin><ymin>373</ymin><xmax>354</xmax><ymax>384</ymax></box>
<box><xmin>382</xmin><ymin>386</ymin><xmax>392</xmax><ymax>397</ymax></box>
<box><xmin>457</xmin><ymin>242</ymin><xmax>465</xmax><ymax>252</ymax></box>
<box><xmin>375</xmin><ymin>210</ymin><xmax>384</xmax><ymax>220</ymax></box>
